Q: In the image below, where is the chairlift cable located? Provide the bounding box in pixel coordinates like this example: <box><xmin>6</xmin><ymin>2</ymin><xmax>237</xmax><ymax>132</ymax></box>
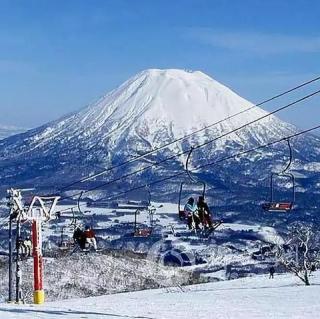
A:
<box><xmin>59</xmin><ymin>76</ymin><xmax>320</xmax><ymax>190</ymax></box>
<box><xmin>58</xmin><ymin>89</ymin><xmax>320</xmax><ymax>202</ymax></box>
<box><xmin>185</xmin><ymin>147</ymin><xmax>197</xmax><ymax>183</ymax></box>
<box><xmin>77</xmin><ymin>191</ymin><xmax>84</xmax><ymax>215</ymax></box>
<box><xmin>281</xmin><ymin>138</ymin><xmax>293</xmax><ymax>174</ymax></box>
<box><xmin>54</xmin><ymin>123</ymin><xmax>320</xmax><ymax>214</ymax></box>
<box><xmin>102</xmin><ymin>123</ymin><xmax>320</xmax><ymax>202</ymax></box>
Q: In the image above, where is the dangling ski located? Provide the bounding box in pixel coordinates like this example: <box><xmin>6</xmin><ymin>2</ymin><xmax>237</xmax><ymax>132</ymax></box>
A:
<box><xmin>201</xmin><ymin>220</ymin><xmax>223</xmax><ymax>238</ymax></box>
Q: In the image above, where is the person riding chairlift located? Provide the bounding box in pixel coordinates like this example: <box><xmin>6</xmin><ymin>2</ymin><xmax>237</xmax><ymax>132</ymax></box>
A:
<box><xmin>83</xmin><ymin>225</ymin><xmax>97</xmax><ymax>251</ymax></box>
<box><xmin>73</xmin><ymin>227</ymin><xmax>86</xmax><ymax>250</ymax></box>
<box><xmin>197</xmin><ymin>196</ymin><xmax>214</xmax><ymax>229</ymax></box>
<box><xmin>184</xmin><ymin>197</ymin><xmax>201</xmax><ymax>230</ymax></box>
<box><xmin>19</xmin><ymin>236</ymin><xmax>32</xmax><ymax>258</ymax></box>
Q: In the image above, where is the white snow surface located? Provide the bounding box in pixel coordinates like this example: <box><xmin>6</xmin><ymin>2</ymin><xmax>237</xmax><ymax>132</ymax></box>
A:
<box><xmin>8</xmin><ymin>69</ymin><xmax>296</xmax><ymax>155</ymax></box>
<box><xmin>2</xmin><ymin>272</ymin><xmax>320</xmax><ymax>319</ymax></box>
<box><xmin>0</xmin><ymin>125</ymin><xmax>25</xmax><ymax>139</ymax></box>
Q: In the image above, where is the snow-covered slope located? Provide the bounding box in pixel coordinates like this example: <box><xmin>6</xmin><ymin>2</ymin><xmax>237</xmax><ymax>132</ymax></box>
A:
<box><xmin>2</xmin><ymin>272</ymin><xmax>320</xmax><ymax>319</ymax></box>
<box><xmin>0</xmin><ymin>125</ymin><xmax>25</xmax><ymax>140</ymax></box>
<box><xmin>0</xmin><ymin>69</ymin><xmax>296</xmax><ymax>155</ymax></box>
<box><xmin>0</xmin><ymin>69</ymin><xmax>319</xmax><ymax>195</ymax></box>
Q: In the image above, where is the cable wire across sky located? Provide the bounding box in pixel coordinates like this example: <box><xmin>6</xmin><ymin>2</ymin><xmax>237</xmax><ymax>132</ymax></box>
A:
<box><xmin>60</xmin><ymin>75</ymin><xmax>320</xmax><ymax>191</ymax></box>
<box><xmin>104</xmin><ymin>123</ymin><xmax>320</xmax><ymax>202</ymax></box>
<box><xmin>57</xmin><ymin>122</ymin><xmax>320</xmax><ymax>214</ymax></box>
<box><xmin>3</xmin><ymin>76</ymin><xmax>320</xmax><ymax>218</ymax></box>
<box><xmin>58</xmin><ymin>87</ymin><xmax>320</xmax><ymax>202</ymax></box>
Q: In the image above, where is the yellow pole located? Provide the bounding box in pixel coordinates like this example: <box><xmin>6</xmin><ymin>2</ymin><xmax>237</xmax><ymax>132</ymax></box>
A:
<box><xmin>33</xmin><ymin>290</ymin><xmax>45</xmax><ymax>304</ymax></box>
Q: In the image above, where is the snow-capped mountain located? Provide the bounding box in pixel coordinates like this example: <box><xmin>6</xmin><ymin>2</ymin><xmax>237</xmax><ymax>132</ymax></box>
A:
<box><xmin>0</xmin><ymin>69</ymin><xmax>299</xmax><ymax>154</ymax></box>
<box><xmin>0</xmin><ymin>69</ymin><xmax>319</xmax><ymax>200</ymax></box>
<box><xmin>0</xmin><ymin>125</ymin><xmax>25</xmax><ymax>140</ymax></box>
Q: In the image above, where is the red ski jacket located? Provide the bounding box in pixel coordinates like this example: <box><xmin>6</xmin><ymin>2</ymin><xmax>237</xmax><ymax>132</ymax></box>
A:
<box><xmin>84</xmin><ymin>229</ymin><xmax>95</xmax><ymax>238</ymax></box>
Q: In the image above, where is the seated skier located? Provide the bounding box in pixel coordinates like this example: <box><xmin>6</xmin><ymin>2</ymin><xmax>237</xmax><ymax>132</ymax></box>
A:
<box><xmin>19</xmin><ymin>236</ymin><xmax>32</xmax><ymax>258</ymax></box>
<box><xmin>197</xmin><ymin>196</ymin><xmax>214</xmax><ymax>229</ymax></box>
<box><xmin>83</xmin><ymin>225</ymin><xmax>97</xmax><ymax>251</ymax></box>
<box><xmin>23</xmin><ymin>236</ymin><xmax>32</xmax><ymax>257</ymax></box>
<box><xmin>184</xmin><ymin>197</ymin><xmax>201</xmax><ymax>230</ymax></box>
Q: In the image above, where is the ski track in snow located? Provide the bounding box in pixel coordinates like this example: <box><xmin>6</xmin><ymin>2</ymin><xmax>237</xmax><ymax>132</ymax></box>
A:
<box><xmin>1</xmin><ymin>272</ymin><xmax>320</xmax><ymax>319</ymax></box>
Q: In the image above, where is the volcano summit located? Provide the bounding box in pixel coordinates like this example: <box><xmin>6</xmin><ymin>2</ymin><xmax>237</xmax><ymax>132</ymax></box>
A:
<box><xmin>0</xmin><ymin>69</ymin><xmax>319</xmax><ymax>201</ymax></box>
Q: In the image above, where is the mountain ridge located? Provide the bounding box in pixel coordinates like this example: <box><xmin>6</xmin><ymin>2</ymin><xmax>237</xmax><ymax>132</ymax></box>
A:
<box><xmin>0</xmin><ymin>69</ymin><xmax>319</xmax><ymax>201</ymax></box>
<box><xmin>0</xmin><ymin>125</ymin><xmax>26</xmax><ymax>140</ymax></box>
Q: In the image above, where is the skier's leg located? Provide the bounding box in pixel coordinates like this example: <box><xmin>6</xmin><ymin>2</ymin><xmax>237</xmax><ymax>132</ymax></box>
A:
<box><xmin>20</xmin><ymin>243</ymin><xmax>26</xmax><ymax>258</ymax></box>
<box><xmin>198</xmin><ymin>211</ymin><xmax>204</xmax><ymax>227</ymax></box>
<box><xmin>206</xmin><ymin>214</ymin><xmax>213</xmax><ymax>228</ymax></box>
<box><xmin>27</xmin><ymin>245</ymin><xmax>31</xmax><ymax>257</ymax></box>
<box><xmin>92</xmin><ymin>238</ymin><xmax>97</xmax><ymax>250</ymax></box>
<box><xmin>191</xmin><ymin>214</ymin><xmax>196</xmax><ymax>230</ymax></box>
<box><xmin>194</xmin><ymin>214</ymin><xmax>201</xmax><ymax>229</ymax></box>
<box><xmin>187</xmin><ymin>215</ymin><xmax>193</xmax><ymax>229</ymax></box>
<box><xmin>85</xmin><ymin>238</ymin><xmax>91</xmax><ymax>249</ymax></box>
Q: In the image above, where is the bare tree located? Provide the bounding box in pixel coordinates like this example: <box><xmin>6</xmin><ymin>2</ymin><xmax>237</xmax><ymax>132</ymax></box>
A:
<box><xmin>275</xmin><ymin>223</ymin><xmax>320</xmax><ymax>286</ymax></box>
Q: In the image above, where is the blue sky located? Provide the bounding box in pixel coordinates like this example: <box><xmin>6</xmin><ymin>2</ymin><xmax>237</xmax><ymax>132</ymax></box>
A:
<box><xmin>0</xmin><ymin>0</ymin><xmax>319</xmax><ymax>129</ymax></box>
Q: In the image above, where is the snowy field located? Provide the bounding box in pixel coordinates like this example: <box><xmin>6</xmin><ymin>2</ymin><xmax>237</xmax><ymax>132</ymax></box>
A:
<box><xmin>1</xmin><ymin>272</ymin><xmax>320</xmax><ymax>319</ymax></box>
<box><xmin>1</xmin><ymin>199</ymin><xmax>316</xmax><ymax>318</ymax></box>
<box><xmin>0</xmin><ymin>200</ymin><xmax>288</xmax><ymax>303</ymax></box>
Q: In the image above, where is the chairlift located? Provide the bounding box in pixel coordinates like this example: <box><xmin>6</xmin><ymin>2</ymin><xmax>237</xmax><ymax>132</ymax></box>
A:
<box><xmin>146</xmin><ymin>185</ymin><xmax>158</xmax><ymax>227</ymax></box>
<box><xmin>68</xmin><ymin>191</ymin><xmax>84</xmax><ymax>229</ymax></box>
<box><xmin>77</xmin><ymin>191</ymin><xmax>84</xmax><ymax>214</ymax></box>
<box><xmin>69</xmin><ymin>207</ymin><xmax>78</xmax><ymax>229</ymax></box>
<box><xmin>58</xmin><ymin>226</ymin><xmax>74</xmax><ymax>250</ymax></box>
<box><xmin>178</xmin><ymin>147</ymin><xmax>206</xmax><ymax>220</ymax></box>
<box><xmin>262</xmin><ymin>139</ymin><xmax>295</xmax><ymax>213</ymax></box>
<box><xmin>133</xmin><ymin>186</ymin><xmax>154</xmax><ymax>237</ymax></box>
<box><xmin>146</xmin><ymin>185</ymin><xmax>151</xmax><ymax>206</ymax></box>
<box><xmin>133</xmin><ymin>209</ymin><xmax>153</xmax><ymax>237</ymax></box>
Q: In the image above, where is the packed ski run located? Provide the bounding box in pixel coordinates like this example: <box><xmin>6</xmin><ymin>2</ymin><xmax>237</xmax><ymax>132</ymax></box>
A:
<box><xmin>2</xmin><ymin>272</ymin><xmax>320</xmax><ymax>319</ymax></box>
